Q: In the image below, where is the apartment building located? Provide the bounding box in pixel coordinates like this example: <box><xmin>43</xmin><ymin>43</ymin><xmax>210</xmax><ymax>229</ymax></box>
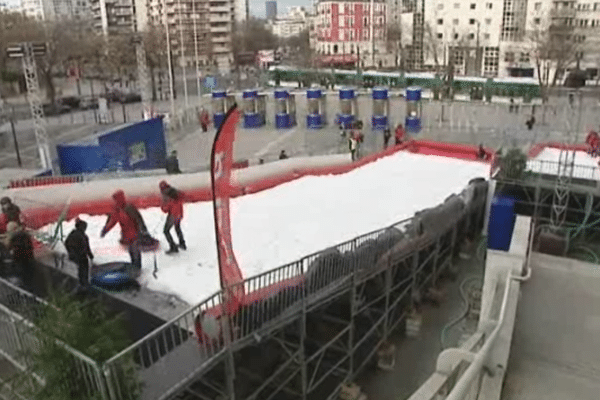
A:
<box><xmin>269</xmin><ymin>6</ymin><xmax>309</xmax><ymax>38</ymax></box>
<box><xmin>314</xmin><ymin>0</ymin><xmax>391</xmax><ymax>68</ymax></box>
<box><xmin>18</xmin><ymin>0</ymin><xmax>89</xmax><ymax>20</ymax></box>
<box><xmin>145</xmin><ymin>0</ymin><xmax>234</xmax><ymax>73</ymax></box>
<box><xmin>90</xmin><ymin>0</ymin><xmax>136</xmax><ymax>35</ymax></box>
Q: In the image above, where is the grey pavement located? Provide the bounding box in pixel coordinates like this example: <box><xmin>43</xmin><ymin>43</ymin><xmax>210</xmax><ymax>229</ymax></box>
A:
<box><xmin>356</xmin><ymin>242</ymin><xmax>484</xmax><ymax>400</ymax></box>
<box><xmin>501</xmin><ymin>252</ymin><xmax>600</xmax><ymax>400</ymax></box>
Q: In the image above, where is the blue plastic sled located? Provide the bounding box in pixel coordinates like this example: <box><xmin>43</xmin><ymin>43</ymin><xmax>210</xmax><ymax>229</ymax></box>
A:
<box><xmin>91</xmin><ymin>262</ymin><xmax>138</xmax><ymax>290</ymax></box>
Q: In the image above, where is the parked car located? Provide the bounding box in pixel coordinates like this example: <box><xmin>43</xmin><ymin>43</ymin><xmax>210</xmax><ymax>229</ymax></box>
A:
<box><xmin>79</xmin><ymin>97</ymin><xmax>99</xmax><ymax>110</ymax></box>
<box><xmin>58</xmin><ymin>96</ymin><xmax>81</xmax><ymax>109</ymax></box>
<box><xmin>43</xmin><ymin>103</ymin><xmax>71</xmax><ymax>116</ymax></box>
<box><xmin>117</xmin><ymin>92</ymin><xmax>142</xmax><ymax>104</ymax></box>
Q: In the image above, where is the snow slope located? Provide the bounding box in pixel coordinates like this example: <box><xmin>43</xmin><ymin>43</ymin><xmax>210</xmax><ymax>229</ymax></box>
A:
<box><xmin>50</xmin><ymin>152</ymin><xmax>489</xmax><ymax>305</ymax></box>
<box><xmin>528</xmin><ymin>148</ymin><xmax>600</xmax><ymax>180</ymax></box>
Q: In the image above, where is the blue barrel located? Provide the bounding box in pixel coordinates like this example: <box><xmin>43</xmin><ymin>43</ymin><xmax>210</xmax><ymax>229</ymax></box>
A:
<box><xmin>276</xmin><ymin>113</ymin><xmax>291</xmax><ymax>129</ymax></box>
<box><xmin>244</xmin><ymin>113</ymin><xmax>263</xmax><ymax>128</ymax></box>
<box><xmin>243</xmin><ymin>89</ymin><xmax>257</xmax><ymax>99</ymax></box>
<box><xmin>488</xmin><ymin>196</ymin><xmax>516</xmax><ymax>251</ymax></box>
<box><xmin>372</xmin><ymin>87</ymin><xmax>388</xmax><ymax>100</ymax></box>
<box><xmin>307</xmin><ymin>114</ymin><xmax>323</xmax><ymax>129</ymax></box>
<box><xmin>406</xmin><ymin>87</ymin><xmax>422</xmax><ymax>102</ymax></box>
<box><xmin>214</xmin><ymin>113</ymin><xmax>226</xmax><ymax>129</ymax></box>
<box><xmin>212</xmin><ymin>90</ymin><xmax>227</xmax><ymax>99</ymax></box>
<box><xmin>339</xmin><ymin>88</ymin><xmax>355</xmax><ymax>100</ymax></box>
<box><xmin>307</xmin><ymin>88</ymin><xmax>322</xmax><ymax>99</ymax></box>
<box><xmin>338</xmin><ymin>114</ymin><xmax>355</xmax><ymax>129</ymax></box>
<box><xmin>274</xmin><ymin>89</ymin><xmax>289</xmax><ymax>99</ymax></box>
<box><xmin>372</xmin><ymin>115</ymin><xmax>388</xmax><ymax>130</ymax></box>
<box><xmin>405</xmin><ymin>116</ymin><xmax>421</xmax><ymax>133</ymax></box>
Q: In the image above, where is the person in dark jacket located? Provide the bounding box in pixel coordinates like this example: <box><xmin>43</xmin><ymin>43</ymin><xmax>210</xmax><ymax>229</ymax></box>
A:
<box><xmin>477</xmin><ymin>144</ymin><xmax>487</xmax><ymax>160</ymax></box>
<box><xmin>525</xmin><ymin>115</ymin><xmax>535</xmax><ymax>130</ymax></box>
<box><xmin>7</xmin><ymin>222</ymin><xmax>35</xmax><ymax>291</ymax></box>
<box><xmin>101</xmin><ymin>190</ymin><xmax>148</xmax><ymax>273</ymax></box>
<box><xmin>159</xmin><ymin>181</ymin><xmax>186</xmax><ymax>254</ymax></box>
<box><xmin>279</xmin><ymin>150</ymin><xmax>288</xmax><ymax>160</ymax></box>
<box><xmin>383</xmin><ymin>127</ymin><xmax>391</xmax><ymax>149</ymax></box>
<box><xmin>0</xmin><ymin>197</ymin><xmax>21</xmax><ymax>234</ymax></box>
<box><xmin>165</xmin><ymin>150</ymin><xmax>182</xmax><ymax>174</ymax></box>
<box><xmin>65</xmin><ymin>218</ymin><xmax>94</xmax><ymax>287</ymax></box>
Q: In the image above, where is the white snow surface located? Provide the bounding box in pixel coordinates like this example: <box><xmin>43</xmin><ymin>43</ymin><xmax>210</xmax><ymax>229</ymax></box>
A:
<box><xmin>528</xmin><ymin>148</ymin><xmax>600</xmax><ymax>180</ymax></box>
<box><xmin>49</xmin><ymin>152</ymin><xmax>489</xmax><ymax>306</ymax></box>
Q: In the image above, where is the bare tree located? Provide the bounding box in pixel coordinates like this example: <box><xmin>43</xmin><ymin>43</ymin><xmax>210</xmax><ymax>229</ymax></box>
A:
<box><xmin>144</xmin><ymin>24</ymin><xmax>169</xmax><ymax>100</ymax></box>
<box><xmin>423</xmin><ymin>22</ymin><xmax>443</xmax><ymax>74</ymax></box>
<box><xmin>528</xmin><ymin>19</ymin><xmax>579</xmax><ymax>102</ymax></box>
<box><xmin>386</xmin><ymin>24</ymin><xmax>404</xmax><ymax>71</ymax></box>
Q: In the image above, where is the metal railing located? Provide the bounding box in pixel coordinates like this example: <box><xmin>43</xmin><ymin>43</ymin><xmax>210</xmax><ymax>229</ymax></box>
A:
<box><xmin>526</xmin><ymin>159</ymin><xmax>599</xmax><ymax>181</ymax></box>
<box><xmin>407</xmin><ymin>218</ymin><xmax>535</xmax><ymax>400</ymax></box>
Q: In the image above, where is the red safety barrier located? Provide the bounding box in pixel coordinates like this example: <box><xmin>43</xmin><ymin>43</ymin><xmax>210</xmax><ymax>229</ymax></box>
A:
<box><xmin>528</xmin><ymin>142</ymin><xmax>587</xmax><ymax>158</ymax></box>
<box><xmin>9</xmin><ymin>175</ymin><xmax>81</xmax><ymax>189</ymax></box>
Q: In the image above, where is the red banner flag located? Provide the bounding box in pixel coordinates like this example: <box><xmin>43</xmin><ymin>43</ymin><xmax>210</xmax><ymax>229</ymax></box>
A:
<box><xmin>210</xmin><ymin>103</ymin><xmax>245</xmax><ymax>315</ymax></box>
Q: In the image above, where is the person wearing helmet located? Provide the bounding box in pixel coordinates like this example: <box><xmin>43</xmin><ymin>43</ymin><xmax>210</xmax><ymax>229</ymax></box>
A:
<box><xmin>65</xmin><ymin>218</ymin><xmax>94</xmax><ymax>288</ymax></box>
<box><xmin>100</xmin><ymin>190</ymin><xmax>148</xmax><ymax>273</ymax></box>
<box><xmin>0</xmin><ymin>197</ymin><xmax>21</xmax><ymax>234</ymax></box>
<box><xmin>159</xmin><ymin>181</ymin><xmax>186</xmax><ymax>254</ymax></box>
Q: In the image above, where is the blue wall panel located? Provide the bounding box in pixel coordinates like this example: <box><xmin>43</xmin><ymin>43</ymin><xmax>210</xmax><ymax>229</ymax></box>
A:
<box><xmin>97</xmin><ymin>118</ymin><xmax>166</xmax><ymax>171</ymax></box>
<box><xmin>57</xmin><ymin>145</ymin><xmax>107</xmax><ymax>175</ymax></box>
<box><xmin>57</xmin><ymin>118</ymin><xmax>167</xmax><ymax>175</ymax></box>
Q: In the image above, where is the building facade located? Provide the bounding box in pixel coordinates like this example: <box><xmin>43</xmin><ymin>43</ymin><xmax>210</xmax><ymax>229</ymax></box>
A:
<box><xmin>89</xmin><ymin>0</ymin><xmax>136</xmax><ymax>35</ymax></box>
<box><xmin>265</xmin><ymin>0</ymin><xmax>276</xmax><ymax>20</ymax></box>
<box><xmin>314</xmin><ymin>0</ymin><xmax>390</xmax><ymax>68</ymax></box>
<box><xmin>269</xmin><ymin>6</ymin><xmax>308</xmax><ymax>38</ymax></box>
<box><xmin>18</xmin><ymin>0</ymin><xmax>89</xmax><ymax>20</ymax></box>
<box><xmin>145</xmin><ymin>0</ymin><xmax>234</xmax><ymax>73</ymax></box>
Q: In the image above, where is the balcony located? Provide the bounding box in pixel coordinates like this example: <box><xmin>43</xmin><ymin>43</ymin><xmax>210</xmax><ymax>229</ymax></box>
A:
<box><xmin>213</xmin><ymin>45</ymin><xmax>231</xmax><ymax>53</ymax></box>
<box><xmin>212</xmin><ymin>35</ymin><xmax>230</xmax><ymax>44</ymax></box>
<box><xmin>550</xmin><ymin>6</ymin><xmax>576</xmax><ymax>18</ymax></box>
<box><xmin>210</xmin><ymin>5</ymin><xmax>230</xmax><ymax>13</ymax></box>
<box><xmin>210</xmin><ymin>14</ymin><xmax>230</xmax><ymax>23</ymax></box>
<box><xmin>210</xmin><ymin>24</ymin><xmax>231</xmax><ymax>33</ymax></box>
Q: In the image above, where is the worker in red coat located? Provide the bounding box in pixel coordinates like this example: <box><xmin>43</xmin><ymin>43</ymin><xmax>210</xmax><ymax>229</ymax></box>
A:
<box><xmin>100</xmin><ymin>190</ymin><xmax>148</xmax><ymax>272</ymax></box>
<box><xmin>586</xmin><ymin>130</ymin><xmax>599</xmax><ymax>157</ymax></box>
<box><xmin>0</xmin><ymin>197</ymin><xmax>22</xmax><ymax>234</ymax></box>
<box><xmin>159</xmin><ymin>181</ymin><xmax>186</xmax><ymax>254</ymax></box>
<box><xmin>395</xmin><ymin>124</ymin><xmax>406</xmax><ymax>145</ymax></box>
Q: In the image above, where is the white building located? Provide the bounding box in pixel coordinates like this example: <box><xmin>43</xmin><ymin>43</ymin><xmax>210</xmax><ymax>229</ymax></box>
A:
<box><xmin>0</xmin><ymin>0</ymin><xmax>21</xmax><ymax>11</ymax></box>
<box><xmin>90</xmin><ymin>0</ymin><xmax>136</xmax><ymax>35</ymax></box>
<box><xmin>18</xmin><ymin>0</ymin><xmax>89</xmax><ymax>20</ymax></box>
<box><xmin>234</xmin><ymin>0</ymin><xmax>247</xmax><ymax>22</ymax></box>
<box><xmin>19</xmin><ymin>0</ymin><xmax>45</xmax><ymax>19</ymax></box>
<box><xmin>144</xmin><ymin>0</ymin><xmax>235</xmax><ymax>73</ymax></box>
<box><xmin>269</xmin><ymin>6</ymin><xmax>309</xmax><ymax>38</ymax></box>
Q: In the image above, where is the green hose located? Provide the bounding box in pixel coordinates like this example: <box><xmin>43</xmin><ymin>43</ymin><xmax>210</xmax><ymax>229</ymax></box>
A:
<box><xmin>440</xmin><ymin>275</ymin><xmax>482</xmax><ymax>349</ymax></box>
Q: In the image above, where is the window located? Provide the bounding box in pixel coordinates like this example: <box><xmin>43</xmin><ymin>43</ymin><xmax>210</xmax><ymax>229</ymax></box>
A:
<box><xmin>454</xmin><ymin>33</ymin><xmax>459</xmax><ymax>39</ymax></box>
<box><xmin>469</xmin><ymin>18</ymin><xmax>476</xmax><ymax>24</ymax></box>
<box><xmin>485</xmin><ymin>18</ymin><xmax>491</xmax><ymax>24</ymax></box>
<box><xmin>470</xmin><ymin>3</ymin><xmax>476</xmax><ymax>9</ymax></box>
<box><xmin>437</xmin><ymin>3</ymin><xmax>443</xmax><ymax>9</ymax></box>
<box><xmin>534</xmin><ymin>18</ymin><xmax>540</xmax><ymax>24</ymax></box>
<box><xmin>437</xmin><ymin>32</ymin><xmax>443</xmax><ymax>38</ymax></box>
<box><xmin>486</xmin><ymin>2</ymin><xmax>492</xmax><ymax>9</ymax></box>
<box><xmin>534</xmin><ymin>2</ymin><xmax>541</xmax><ymax>10</ymax></box>
<box><xmin>453</xmin><ymin>18</ymin><xmax>459</xmax><ymax>25</ymax></box>
<box><xmin>504</xmin><ymin>51</ymin><xmax>515</xmax><ymax>62</ymax></box>
<box><xmin>437</xmin><ymin>18</ymin><xmax>443</xmax><ymax>24</ymax></box>
<box><xmin>454</xmin><ymin>2</ymin><xmax>460</xmax><ymax>8</ymax></box>
<box><xmin>484</xmin><ymin>33</ymin><xmax>490</xmax><ymax>39</ymax></box>
<box><xmin>468</xmin><ymin>33</ymin><xmax>475</xmax><ymax>39</ymax></box>
<box><xmin>519</xmin><ymin>52</ymin><xmax>530</xmax><ymax>62</ymax></box>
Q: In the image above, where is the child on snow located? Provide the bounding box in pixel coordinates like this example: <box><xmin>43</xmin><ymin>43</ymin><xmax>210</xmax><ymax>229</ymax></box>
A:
<box><xmin>159</xmin><ymin>181</ymin><xmax>186</xmax><ymax>254</ymax></box>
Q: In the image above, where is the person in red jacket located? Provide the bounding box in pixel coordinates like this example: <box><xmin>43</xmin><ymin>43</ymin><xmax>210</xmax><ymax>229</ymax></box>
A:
<box><xmin>200</xmin><ymin>108</ymin><xmax>210</xmax><ymax>133</ymax></box>
<box><xmin>100</xmin><ymin>190</ymin><xmax>148</xmax><ymax>272</ymax></box>
<box><xmin>395</xmin><ymin>124</ymin><xmax>406</xmax><ymax>145</ymax></box>
<box><xmin>0</xmin><ymin>197</ymin><xmax>21</xmax><ymax>234</ymax></box>
<box><xmin>159</xmin><ymin>181</ymin><xmax>186</xmax><ymax>254</ymax></box>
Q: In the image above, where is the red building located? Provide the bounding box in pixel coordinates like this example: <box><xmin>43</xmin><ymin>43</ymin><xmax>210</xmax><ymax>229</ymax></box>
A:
<box><xmin>314</xmin><ymin>0</ymin><xmax>387</xmax><ymax>68</ymax></box>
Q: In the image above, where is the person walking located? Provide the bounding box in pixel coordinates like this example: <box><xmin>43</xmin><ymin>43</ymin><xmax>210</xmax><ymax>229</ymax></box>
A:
<box><xmin>200</xmin><ymin>108</ymin><xmax>210</xmax><ymax>133</ymax></box>
<box><xmin>349</xmin><ymin>133</ymin><xmax>358</xmax><ymax>161</ymax></box>
<box><xmin>100</xmin><ymin>190</ymin><xmax>148</xmax><ymax>274</ymax></box>
<box><xmin>383</xmin><ymin>127</ymin><xmax>391</xmax><ymax>149</ymax></box>
<box><xmin>395</xmin><ymin>124</ymin><xmax>405</xmax><ymax>145</ymax></box>
<box><xmin>159</xmin><ymin>181</ymin><xmax>186</xmax><ymax>254</ymax></box>
<box><xmin>525</xmin><ymin>115</ymin><xmax>535</xmax><ymax>131</ymax></box>
<box><xmin>165</xmin><ymin>150</ymin><xmax>182</xmax><ymax>174</ymax></box>
<box><xmin>279</xmin><ymin>150</ymin><xmax>289</xmax><ymax>160</ymax></box>
<box><xmin>65</xmin><ymin>218</ymin><xmax>94</xmax><ymax>288</ymax></box>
